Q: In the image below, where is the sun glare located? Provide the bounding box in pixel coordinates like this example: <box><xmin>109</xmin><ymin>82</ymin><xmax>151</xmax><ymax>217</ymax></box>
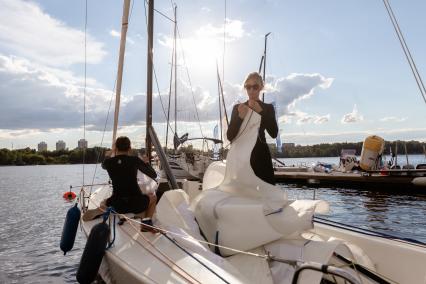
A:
<box><xmin>178</xmin><ymin>36</ymin><xmax>223</xmax><ymax>70</ymax></box>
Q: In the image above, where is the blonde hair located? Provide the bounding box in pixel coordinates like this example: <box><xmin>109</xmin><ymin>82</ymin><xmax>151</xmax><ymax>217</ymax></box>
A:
<box><xmin>244</xmin><ymin>72</ymin><xmax>264</xmax><ymax>89</ymax></box>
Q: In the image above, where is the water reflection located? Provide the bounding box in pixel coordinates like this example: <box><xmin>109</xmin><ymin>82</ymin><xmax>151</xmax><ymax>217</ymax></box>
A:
<box><xmin>361</xmin><ymin>191</ymin><xmax>390</xmax><ymax>225</ymax></box>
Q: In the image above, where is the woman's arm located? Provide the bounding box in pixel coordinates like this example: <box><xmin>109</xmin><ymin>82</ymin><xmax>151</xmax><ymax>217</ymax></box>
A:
<box><xmin>260</xmin><ymin>104</ymin><xmax>278</xmax><ymax>138</ymax></box>
<box><xmin>226</xmin><ymin>104</ymin><xmax>244</xmax><ymax>142</ymax></box>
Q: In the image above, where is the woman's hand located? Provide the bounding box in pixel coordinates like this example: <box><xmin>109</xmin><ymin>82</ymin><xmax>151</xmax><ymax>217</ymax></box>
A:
<box><xmin>237</xmin><ymin>103</ymin><xmax>249</xmax><ymax>119</ymax></box>
<box><xmin>248</xmin><ymin>100</ymin><xmax>263</xmax><ymax>113</ymax></box>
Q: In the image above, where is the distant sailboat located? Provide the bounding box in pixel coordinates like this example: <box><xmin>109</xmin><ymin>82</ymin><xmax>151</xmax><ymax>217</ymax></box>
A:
<box><xmin>162</xmin><ymin>5</ymin><xmax>223</xmax><ymax>181</ymax></box>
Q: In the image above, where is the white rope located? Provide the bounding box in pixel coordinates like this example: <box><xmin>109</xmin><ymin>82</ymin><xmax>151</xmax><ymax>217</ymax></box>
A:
<box><xmin>121</xmin><ymin>217</ymin><xmax>202</xmax><ymax>284</ymax></box>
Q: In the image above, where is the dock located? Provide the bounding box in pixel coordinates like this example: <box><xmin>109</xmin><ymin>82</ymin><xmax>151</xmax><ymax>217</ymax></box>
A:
<box><xmin>274</xmin><ymin>170</ymin><xmax>426</xmax><ymax>193</ymax></box>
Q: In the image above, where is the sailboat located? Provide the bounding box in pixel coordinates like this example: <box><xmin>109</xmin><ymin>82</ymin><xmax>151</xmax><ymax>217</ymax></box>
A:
<box><xmin>76</xmin><ymin>1</ymin><xmax>426</xmax><ymax>283</ymax></box>
<box><xmin>161</xmin><ymin>5</ymin><xmax>223</xmax><ymax>181</ymax></box>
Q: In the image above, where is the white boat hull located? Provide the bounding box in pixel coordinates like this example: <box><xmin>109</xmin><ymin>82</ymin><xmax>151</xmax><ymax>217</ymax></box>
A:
<box><xmin>79</xmin><ymin>181</ymin><xmax>426</xmax><ymax>284</ymax></box>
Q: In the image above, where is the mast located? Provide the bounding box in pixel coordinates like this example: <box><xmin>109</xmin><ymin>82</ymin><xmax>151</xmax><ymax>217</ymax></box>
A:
<box><xmin>216</xmin><ymin>64</ymin><xmax>223</xmax><ymax>143</ymax></box>
<box><xmin>165</xmin><ymin>5</ymin><xmax>176</xmax><ymax>151</ymax></box>
<box><xmin>112</xmin><ymin>0</ymin><xmax>131</xmax><ymax>146</ymax></box>
<box><xmin>146</xmin><ymin>0</ymin><xmax>154</xmax><ymax>162</ymax></box>
<box><xmin>261</xmin><ymin>32</ymin><xmax>271</xmax><ymax>102</ymax></box>
<box><xmin>174</xmin><ymin>5</ymin><xmax>178</xmax><ymax>149</ymax></box>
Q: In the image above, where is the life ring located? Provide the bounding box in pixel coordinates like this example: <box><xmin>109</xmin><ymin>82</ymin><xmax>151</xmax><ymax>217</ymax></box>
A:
<box><xmin>63</xmin><ymin>191</ymin><xmax>77</xmax><ymax>201</ymax></box>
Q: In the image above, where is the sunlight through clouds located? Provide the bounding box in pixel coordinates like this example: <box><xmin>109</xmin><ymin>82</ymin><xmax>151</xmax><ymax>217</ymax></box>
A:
<box><xmin>158</xmin><ymin>19</ymin><xmax>247</xmax><ymax>69</ymax></box>
<box><xmin>1</xmin><ymin>0</ymin><xmax>425</xmax><ymax>148</ymax></box>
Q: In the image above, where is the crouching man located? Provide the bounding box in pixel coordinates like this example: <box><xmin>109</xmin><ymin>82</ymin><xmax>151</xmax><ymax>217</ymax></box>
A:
<box><xmin>83</xmin><ymin>136</ymin><xmax>158</xmax><ymax>233</ymax></box>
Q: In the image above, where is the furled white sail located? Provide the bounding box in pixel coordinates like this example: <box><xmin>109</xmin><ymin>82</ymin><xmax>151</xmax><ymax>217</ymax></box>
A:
<box><xmin>192</xmin><ymin>109</ymin><xmax>328</xmax><ymax>256</ymax></box>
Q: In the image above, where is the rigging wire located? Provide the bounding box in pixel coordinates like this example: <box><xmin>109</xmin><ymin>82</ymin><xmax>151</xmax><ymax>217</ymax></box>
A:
<box><xmin>144</xmin><ymin>0</ymin><xmax>176</xmax><ymax>23</ymax></box>
<box><xmin>142</xmin><ymin>0</ymin><xmax>178</xmax><ymax>147</ymax></box>
<box><xmin>382</xmin><ymin>0</ymin><xmax>426</xmax><ymax>104</ymax></box>
<box><xmin>88</xmin><ymin>80</ymin><xmax>116</xmax><ymax>197</ymax></box>
<box><xmin>223</xmin><ymin>0</ymin><xmax>227</xmax><ymax>83</ymax></box>
<box><xmin>88</xmin><ymin>0</ymin><xmax>136</xmax><ymax>200</ymax></box>
<box><xmin>174</xmin><ymin>5</ymin><xmax>178</xmax><ymax>145</ymax></box>
<box><xmin>176</xmin><ymin>25</ymin><xmax>205</xmax><ymax>138</ymax></box>
<box><xmin>82</xmin><ymin>0</ymin><xmax>87</xmax><ymax>186</ymax></box>
<box><xmin>165</xmin><ymin>13</ymin><xmax>176</xmax><ymax>149</ymax></box>
<box><xmin>144</xmin><ymin>0</ymin><xmax>206</xmax><ymax>147</ymax></box>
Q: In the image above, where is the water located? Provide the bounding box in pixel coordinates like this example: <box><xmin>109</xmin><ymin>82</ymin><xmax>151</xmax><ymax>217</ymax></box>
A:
<box><xmin>281</xmin><ymin>185</ymin><xmax>426</xmax><ymax>241</ymax></box>
<box><xmin>0</xmin><ymin>164</ymin><xmax>108</xmax><ymax>284</ymax></box>
<box><xmin>0</xmin><ymin>162</ymin><xmax>425</xmax><ymax>283</ymax></box>
<box><xmin>278</xmin><ymin>154</ymin><xmax>426</xmax><ymax>241</ymax></box>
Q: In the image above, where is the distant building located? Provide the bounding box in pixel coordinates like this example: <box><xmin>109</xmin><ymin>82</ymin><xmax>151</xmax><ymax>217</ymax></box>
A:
<box><xmin>78</xmin><ymin>139</ymin><xmax>88</xmax><ymax>149</ymax></box>
<box><xmin>38</xmin><ymin>141</ymin><xmax>47</xmax><ymax>152</ymax></box>
<box><xmin>56</xmin><ymin>140</ymin><xmax>66</xmax><ymax>151</ymax></box>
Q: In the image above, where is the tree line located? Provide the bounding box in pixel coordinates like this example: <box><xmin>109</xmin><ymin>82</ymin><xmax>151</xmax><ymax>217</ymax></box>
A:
<box><xmin>1</xmin><ymin>140</ymin><xmax>425</xmax><ymax>165</ymax></box>
<box><xmin>0</xmin><ymin>147</ymin><xmax>108</xmax><ymax>166</ymax></box>
<box><xmin>269</xmin><ymin>140</ymin><xmax>426</xmax><ymax>158</ymax></box>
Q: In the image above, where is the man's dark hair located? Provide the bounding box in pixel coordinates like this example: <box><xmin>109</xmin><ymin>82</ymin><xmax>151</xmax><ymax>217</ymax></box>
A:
<box><xmin>115</xmin><ymin>136</ymin><xmax>131</xmax><ymax>151</ymax></box>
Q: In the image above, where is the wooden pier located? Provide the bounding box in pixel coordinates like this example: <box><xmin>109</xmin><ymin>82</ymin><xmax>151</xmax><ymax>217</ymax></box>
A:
<box><xmin>274</xmin><ymin>170</ymin><xmax>426</xmax><ymax>193</ymax></box>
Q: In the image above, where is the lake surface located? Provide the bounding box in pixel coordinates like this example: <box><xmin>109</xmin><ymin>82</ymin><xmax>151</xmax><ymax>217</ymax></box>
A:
<box><xmin>0</xmin><ymin>161</ymin><xmax>425</xmax><ymax>283</ymax></box>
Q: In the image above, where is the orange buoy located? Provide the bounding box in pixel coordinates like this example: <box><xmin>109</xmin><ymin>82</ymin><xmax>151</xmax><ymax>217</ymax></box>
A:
<box><xmin>63</xmin><ymin>191</ymin><xmax>77</xmax><ymax>201</ymax></box>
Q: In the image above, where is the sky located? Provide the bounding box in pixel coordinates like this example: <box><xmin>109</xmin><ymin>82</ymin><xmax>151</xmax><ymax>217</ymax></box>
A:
<box><xmin>0</xmin><ymin>0</ymin><xmax>425</xmax><ymax>150</ymax></box>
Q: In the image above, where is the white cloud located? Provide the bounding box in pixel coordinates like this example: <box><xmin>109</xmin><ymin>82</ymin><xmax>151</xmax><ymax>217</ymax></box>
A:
<box><xmin>0</xmin><ymin>54</ymin><xmax>111</xmax><ymax>130</ymax></box>
<box><xmin>341</xmin><ymin>104</ymin><xmax>363</xmax><ymax>123</ymax></box>
<box><xmin>0</xmin><ymin>54</ymin><xmax>335</xmax><ymax>143</ymax></box>
<box><xmin>0</xmin><ymin>0</ymin><xmax>106</xmax><ymax>66</ymax></box>
<box><xmin>122</xmin><ymin>74</ymin><xmax>332</xmax><ymax>124</ymax></box>
<box><xmin>380</xmin><ymin>116</ymin><xmax>407</xmax><ymax>122</ymax></box>
<box><xmin>287</xmin><ymin>111</ymin><xmax>330</xmax><ymax>125</ymax></box>
<box><xmin>158</xmin><ymin>19</ymin><xmax>248</xmax><ymax>65</ymax></box>
<box><xmin>110</xmin><ymin>29</ymin><xmax>120</xmax><ymax>37</ymax></box>
<box><xmin>0</xmin><ymin>129</ymin><xmax>42</xmax><ymax>139</ymax></box>
<box><xmin>196</xmin><ymin>19</ymin><xmax>246</xmax><ymax>41</ymax></box>
<box><xmin>265</xmin><ymin>73</ymin><xmax>334</xmax><ymax>115</ymax></box>
<box><xmin>314</xmin><ymin>114</ymin><xmax>331</xmax><ymax>124</ymax></box>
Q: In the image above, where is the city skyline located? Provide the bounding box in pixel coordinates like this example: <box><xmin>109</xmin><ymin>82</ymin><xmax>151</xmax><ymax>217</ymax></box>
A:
<box><xmin>31</xmin><ymin>139</ymin><xmax>86</xmax><ymax>151</ymax></box>
<box><xmin>0</xmin><ymin>0</ymin><xmax>425</xmax><ymax>150</ymax></box>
